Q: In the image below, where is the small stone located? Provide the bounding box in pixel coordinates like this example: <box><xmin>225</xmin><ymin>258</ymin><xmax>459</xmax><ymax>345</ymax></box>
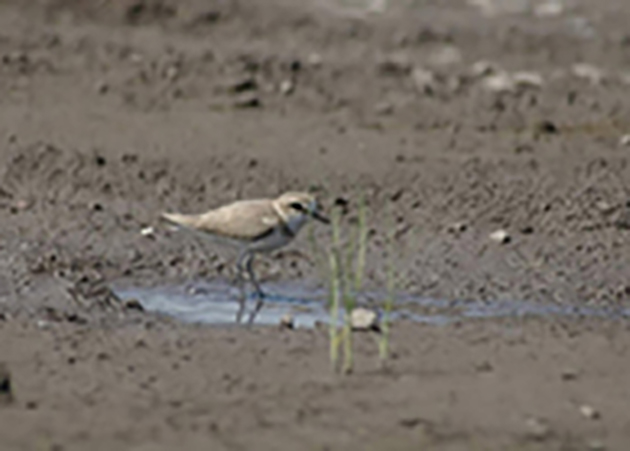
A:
<box><xmin>165</xmin><ymin>65</ymin><xmax>179</xmax><ymax>81</ymax></box>
<box><xmin>279</xmin><ymin>313</ymin><xmax>294</xmax><ymax>330</ymax></box>
<box><xmin>619</xmin><ymin>134</ymin><xmax>630</xmax><ymax>147</ymax></box>
<box><xmin>512</xmin><ymin>71</ymin><xmax>544</xmax><ymax>88</ymax></box>
<box><xmin>561</xmin><ymin>368</ymin><xmax>578</xmax><ymax>381</ymax></box>
<box><xmin>535</xmin><ymin>120</ymin><xmax>559</xmax><ymax>135</ymax></box>
<box><xmin>306</xmin><ymin>53</ymin><xmax>322</xmax><ymax>67</ymax></box>
<box><xmin>446</xmin><ymin>222</ymin><xmax>468</xmax><ymax>234</ymax></box>
<box><xmin>520</xmin><ymin>225</ymin><xmax>534</xmax><ymax>235</ymax></box>
<box><xmin>124</xmin><ymin>298</ymin><xmax>144</xmax><ymax>312</ymax></box>
<box><xmin>579</xmin><ymin>404</ymin><xmax>600</xmax><ymax>420</ymax></box>
<box><xmin>350</xmin><ymin>308</ymin><xmax>379</xmax><ymax>331</ymax></box>
<box><xmin>0</xmin><ymin>363</ymin><xmax>12</xmax><ymax>405</ymax></box>
<box><xmin>377</xmin><ymin>53</ymin><xmax>412</xmax><ymax>76</ymax></box>
<box><xmin>489</xmin><ymin>229</ymin><xmax>511</xmax><ymax>244</ymax></box>
<box><xmin>595</xmin><ymin>200</ymin><xmax>614</xmax><ymax>214</ymax></box>
<box><xmin>374</xmin><ymin>101</ymin><xmax>394</xmax><ymax>115</ymax></box>
<box><xmin>95</xmin><ymin>80</ymin><xmax>109</xmax><ymax>94</ymax></box>
<box><xmin>228</xmin><ymin>76</ymin><xmax>257</xmax><ymax>93</ymax></box>
<box><xmin>534</xmin><ymin>1</ymin><xmax>564</xmax><ymax>17</ymax></box>
<box><xmin>572</xmin><ymin>63</ymin><xmax>605</xmax><ymax>85</ymax></box>
<box><xmin>614</xmin><ymin>209</ymin><xmax>630</xmax><ymax>230</ymax></box>
<box><xmin>411</xmin><ymin>66</ymin><xmax>436</xmax><ymax>93</ymax></box>
<box><xmin>482</xmin><ymin>72</ymin><xmax>515</xmax><ymax>93</ymax></box>
<box><xmin>470</xmin><ymin>60</ymin><xmax>498</xmax><ymax>77</ymax></box>
<box><xmin>279</xmin><ymin>79</ymin><xmax>294</xmax><ymax>95</ymax></box>
<box><xmin>9</xmin><ymin>199</ymin><xmax>30</xmax><ymax>214</ymax></box>
<box><xmin>140</xmin><ymin>226</ymin><xmax>155</xmax><ymax>237</ymax></box>
<box><xmin>525</xmin><ymin>417</ymin><xmax>550</xmax><ymax>441</ymax></box>
<box><xmin>428</xmin><ymin>46</ymin><xmax>462</xmax><ymax>67</ymax></box>
<box><xmin>233</xmin><ymin>93</ymin><xmax>261</xmax><ymax>108</ymax></box>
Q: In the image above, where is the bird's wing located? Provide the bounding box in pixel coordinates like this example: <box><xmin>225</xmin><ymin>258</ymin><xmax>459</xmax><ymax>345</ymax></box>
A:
<box><xmin>185</xmin><ymin>199</ymin><xmax>282</xmax><ymax>241</ymax></box>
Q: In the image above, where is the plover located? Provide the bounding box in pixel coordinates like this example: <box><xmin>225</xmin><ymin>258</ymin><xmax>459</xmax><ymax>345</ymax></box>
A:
<box><xmin>161</xmin><ymin>191</ymin><xmax>329</xmax><ymax>323</ymax></box>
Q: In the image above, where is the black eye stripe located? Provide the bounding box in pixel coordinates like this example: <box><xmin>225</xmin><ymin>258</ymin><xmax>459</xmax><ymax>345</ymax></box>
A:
<box><xmin>289</xmin><ymin>202</ymin><xmax>305</xmax><ymax>211</ymax></box>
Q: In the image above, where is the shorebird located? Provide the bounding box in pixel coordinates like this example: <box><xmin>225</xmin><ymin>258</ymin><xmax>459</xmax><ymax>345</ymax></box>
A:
<box><xmin>161</xmin><ymin>192</ymin><xmax>329</xmax><ymax>323</ymax></box>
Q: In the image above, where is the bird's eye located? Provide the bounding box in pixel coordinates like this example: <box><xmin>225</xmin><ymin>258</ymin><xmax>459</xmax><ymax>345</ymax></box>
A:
<box><xmin>289</xmin><ymin>202</ymin><xmax>305</xmax><ymax>212</ymax></box>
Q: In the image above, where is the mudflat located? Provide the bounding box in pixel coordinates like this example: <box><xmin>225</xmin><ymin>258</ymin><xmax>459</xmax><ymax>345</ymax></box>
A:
<box><xmin>1</xmin><ymin>0</ymin><xmax>630</xmax><ymax>449</ymax></box>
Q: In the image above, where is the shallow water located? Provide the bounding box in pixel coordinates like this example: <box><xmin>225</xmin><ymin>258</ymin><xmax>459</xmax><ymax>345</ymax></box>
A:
<box><xmin>114</xmin><ymin>280</ymin><xmax>630</xmax><ymax>328</ymax></box>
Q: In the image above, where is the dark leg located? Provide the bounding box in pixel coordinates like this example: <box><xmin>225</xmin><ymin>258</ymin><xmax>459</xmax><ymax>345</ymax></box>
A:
<box><xmin>244</xmin><ymin>254</ymin><xmax>265</xmax><ymax>324</ymax></box>
<box><xmin>245</xmin><ymin>253</ymin><xmax>265</xmax><ymax>299</ymax></box>
<box><xmin>234</xmin><ymin>252</ymin><xmax>249</xmax><ymax>323</ymax></box>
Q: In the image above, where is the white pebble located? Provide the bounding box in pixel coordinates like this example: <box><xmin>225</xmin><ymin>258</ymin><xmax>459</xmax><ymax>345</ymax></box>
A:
<box><xmin>470</xmin><ymin>60</ymin><xmax>499</xmax><ymax>77</ymax></box>
<box><xmin>534</xmin><ymin>1</ymin><xmax>564</xmax><ymax>17</ymax></box>
<box><xmin>279</xmin><ymin>313</ymin><xmax>294</xmax><ymax>329</ymax></box>
<box><xmin>489</xmin><ymin>229</ymin><xmax>511</xmax><ymax>244</ymax></box>
<box><xmin>411</xmin><ymin>66</ymin><xmax>436</xmax><ymax>92</ymax></box>
<box><xmin>512</xmin><ymin>71</ymin><xmax>544</xmax><ymax>88</ymax></box>
<box><xmin>619</xmin><ymin>134</ymin><xmax>630</xmax><ymax>147</ymax></box>
<box><xmin>307</xmin><ymin>53</ymin><xmax>323</xmax><ymax>67</ymax></box>
<box><xmin>140</xmin><ymin>226</ymin><xmax>155</xmax><ymax>237</ymax></box>
<box><xmin>428</xmin><ymin>46</ymin><xmax>462</xmax><ymax>67</ymax></box>
<box><xmin>279</xmin><ymin>79</ymin><xmax>294</xmax><ymax>95</ymax></box>
<box><xmin>572</xmin><ymin>63</ymin><xmax>605</xmax><ymax>85</ymax></box>
<box><xmin>482</xmin><ymin>72</ymin><xmax>515</xmax><ymax>93</ymax></box>
<box><xmin>579</xmin><ymin>404</ymin><xmax>600</xmax><ymax>420</ymax></box>
<box><xmin>350</xmin><ymin>308</ymin><xmax>379</xmax><ymax>331</ymax></box>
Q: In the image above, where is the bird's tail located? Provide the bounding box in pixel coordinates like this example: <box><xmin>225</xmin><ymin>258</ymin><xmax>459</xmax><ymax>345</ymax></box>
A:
<box><xmin>160</xmin><ymin>212</ymin><xmax>202</xmax><ymax>229</ymax></box>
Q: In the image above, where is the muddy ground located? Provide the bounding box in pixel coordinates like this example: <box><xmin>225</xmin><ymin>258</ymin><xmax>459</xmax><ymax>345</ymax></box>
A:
<box><xmin>1</xmin><ymin>0</ymin><xmax>630</xmax><ymax>449</ymax></box>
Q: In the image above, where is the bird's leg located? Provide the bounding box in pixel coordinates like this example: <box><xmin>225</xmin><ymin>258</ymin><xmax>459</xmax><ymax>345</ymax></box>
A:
<box><xmin>245</xmin><ymin>254</ymin><xmax>265</xmax><ymax>325</ymax></box>
<box><xmin>245</xmin><ymin>254</ymin><xmax>265</xmax><ymax>299</ymax></box>
<box><xmin>234</xmin><ymin>252</ymin><xmax>249</xmax><ymax>324</ymax></box>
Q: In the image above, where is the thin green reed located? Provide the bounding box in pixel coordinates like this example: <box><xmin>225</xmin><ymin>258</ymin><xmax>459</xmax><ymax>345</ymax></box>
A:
<box><xmin>328</xmin><ymin>208</ymin><xmax>342</xmax><ymax>371</ymax></box>
<box><xmin>354</xmin><ymin>194</ymin><xmax>368</xmax><ymax>292</ymax></box>
<box><xmin>378</xmin><ymin>225</ymin><xmax>396</xmax><ymax>364</ymax></box>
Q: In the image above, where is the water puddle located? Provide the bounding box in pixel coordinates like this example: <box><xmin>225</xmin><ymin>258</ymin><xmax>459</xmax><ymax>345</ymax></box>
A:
<box><xmin>114</xmin><ymin>281</ymin><xmax>630</xmax><ymax>328</ymax></box>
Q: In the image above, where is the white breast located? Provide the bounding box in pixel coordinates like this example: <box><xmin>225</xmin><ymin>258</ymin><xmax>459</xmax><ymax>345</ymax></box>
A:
<box><xmin>247</xmin><ymin>226</ymin><xmax>295</xmax><ymax>253</ymax></box>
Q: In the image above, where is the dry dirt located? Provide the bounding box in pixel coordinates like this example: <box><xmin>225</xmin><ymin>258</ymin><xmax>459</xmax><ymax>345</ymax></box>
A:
<box><xmin>1</xmin><ymin>0</ymin><xmax>630</xmax><ymax>449</ymax></box>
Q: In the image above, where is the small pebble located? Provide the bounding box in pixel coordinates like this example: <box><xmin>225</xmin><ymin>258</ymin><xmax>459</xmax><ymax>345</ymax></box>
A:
<box><xmin>306</xmin><ymin>53</ymin><xmax>322</xmax><ymax>67</ymax></box>
<box><xmin>619</xmin><ymin>134</ymin><xmax>630</xmax><ymax>147</ymax></box>
<box><xmin>411</xmin><ymin>66</ymin><xmax>436</xmax><ymax>93</ymax></box>
<box><xmin>446</xmin><ymin>222</ymin><xmax>468</xmax><ymax>234</ymax></box>
<box><xmin>95</xmin><ymin>80</ymin><xmax>109</xmax><ymax>94</ymax></box>
<box><xmin>279</xmin><ymin>80</ymin><xmax>294</xmax><ymax>96</ymax></box>
<box><xmin>561</xmin><ymin>368</ymin><xmax>579</xmax><ymax>380</ymax></box>
<box><xmin>489</xmin><ymin>229</ymin><xmax>511</xmax><ymax>244</ymax></box>
<box><xmin>572</xmin><ymin>63</ymin><xmax>605</xmax><ymax>85</ymax></box>
<box><xmin>525</xmin><ymin>417</ymin><xmax>550</xmax><ymax>441</ymax></box>
<box><xmin>124</xmin><ymin>299</ymin><xmax>144</xmax><ymax>312</ymax></box>
<box><xmin>374</xmin><ymin>101</ymin><xmax>394</xmax><ymax>116</ymax></box>
<box><xmin>534</xmin><ymin>1</ymin><xmax>564</xmax><ymax>17</ymax></box>
<box><xmin>350</xmin><ymin>308</ymin><xmax>379</xmax><ymax>331</ymax></box>
<box><xmin>512</xmin><ymin>71</ymin><xmax>544</xmax><ymax>88</ymax></box>
<box><xmin>428</xmin><ymin>45</ymin><xmax>462</xmax><ymax>67</ymax></box>
<box><xmin>228</xmin><ymin>76</ymin><xmax>257</xmax><ymax>94</ymax></box>
<box><xmin>233</xmin><ymin>93</ymin><xmax>261</xmax><ymax>108</ymax></box>
<box><xmin>482</xmin><ymin>72</ymin><xmax>515</xmax><ymax>93</ymax></box>
<box><xmin>140</xmin><ymin>226</ymin><xmax>155</xmax><ymax>237</ymax></box>
<box><xmin>279</xmin><ymin>313</ymin><xmax>294</xmax><ymax>330</ymax></box>
<box><xmin>579</xmin><ymin>404</ymin><xmax>600</xmax><ymax>420</ymax></box>
<box><xmin>377</xmin><ymin>53</ymin><xmax>412</xmax><ymax>76</ymax></box>
<box><xmin>470</xmin><ymin>60</ymin><xmax>498</xmax><ymax>77</ymax></box>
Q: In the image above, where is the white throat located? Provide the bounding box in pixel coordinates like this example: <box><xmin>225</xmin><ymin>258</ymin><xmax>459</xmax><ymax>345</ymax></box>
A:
<box><xmin>285</xmin><ymin>213</ymin><xmax>308</xmax><ymax>235</ymax></box>
<box><xmin>272</xmin><ymin>200</ymin><xmax>309</xmax><ymax>236</ymax></box>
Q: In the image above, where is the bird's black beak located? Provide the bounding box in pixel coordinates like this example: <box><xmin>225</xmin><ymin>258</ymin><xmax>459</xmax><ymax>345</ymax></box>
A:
<box><xmin>312</xmin><ymin>210</ymin><xmax>330</xmax><ymax>224</ymax></box>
